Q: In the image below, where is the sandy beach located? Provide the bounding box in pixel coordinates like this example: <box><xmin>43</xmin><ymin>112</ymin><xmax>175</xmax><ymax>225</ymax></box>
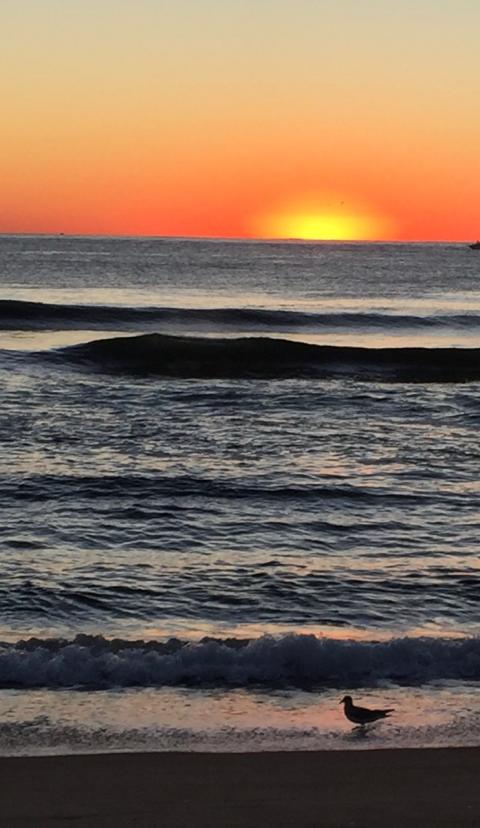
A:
<box><xmin>0</xmin><ymin>747</ymin><xmax>478</xmax><ymax>827</ymax></box>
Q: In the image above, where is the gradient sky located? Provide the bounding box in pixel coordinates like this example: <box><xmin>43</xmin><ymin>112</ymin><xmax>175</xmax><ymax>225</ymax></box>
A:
<box><xmin>1</xmin><ymin>1</ymin><xmax>479</xmax><ymax>239</ymax></box>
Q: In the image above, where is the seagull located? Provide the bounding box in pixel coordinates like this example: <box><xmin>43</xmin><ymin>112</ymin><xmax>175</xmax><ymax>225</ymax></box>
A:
<box><xmin>340</xmin><ymin>695</ymin><xmax>394</xmax><ymax>726</ymax></box>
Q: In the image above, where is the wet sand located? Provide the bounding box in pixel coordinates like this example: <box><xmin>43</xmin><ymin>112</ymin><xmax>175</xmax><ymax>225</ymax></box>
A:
<box><xmin>0</xmin><ymin>747</ymin><xmax>478</xmax><ymax>827</ymax></box>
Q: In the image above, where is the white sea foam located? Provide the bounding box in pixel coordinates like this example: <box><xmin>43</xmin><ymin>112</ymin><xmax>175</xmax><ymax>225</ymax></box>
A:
<box><xmin>1</xmin><ymin>634</ymin><xmax>479</xmax><ymax>689</ymax></box>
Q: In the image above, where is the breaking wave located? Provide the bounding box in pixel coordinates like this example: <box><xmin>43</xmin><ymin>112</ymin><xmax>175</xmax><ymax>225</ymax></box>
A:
<box><xmin>0</xmin><ymin>634</ymin><xmax>479</xmax><ymax>689</ymax></box>
<box><xmin>49</xmin><ymin>332</ymin><xmax>480</xmax><ymax>382</ymax></box>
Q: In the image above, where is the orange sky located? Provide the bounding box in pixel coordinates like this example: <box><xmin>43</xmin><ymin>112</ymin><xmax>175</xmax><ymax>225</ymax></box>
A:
<box><xmin>1</xmin><ymin>1</ymin><xmax>479</xmax><ymax>240</ymax></box>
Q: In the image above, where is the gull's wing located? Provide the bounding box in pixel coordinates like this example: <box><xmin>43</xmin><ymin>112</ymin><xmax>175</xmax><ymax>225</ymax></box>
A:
<box><xmin>350</xmin><ymin>704</ymin><xmax>375</xmax><ymax>716</ymax></box>
<box><xmin>350</xmin><ymin>704</ymin><xmax>394</xmax><ymax>721</ymax></box>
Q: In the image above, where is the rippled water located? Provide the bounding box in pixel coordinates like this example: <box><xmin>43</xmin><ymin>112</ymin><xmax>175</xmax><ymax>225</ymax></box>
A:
<box><xmin>1</xmin><ymin>374</ymin><xmax>479</xmax><ymax>637</ymax></box>
<box><xmin>0</xmin><ymin>235</ymin><xmax>479</xmax><ymax>752</ymax></box>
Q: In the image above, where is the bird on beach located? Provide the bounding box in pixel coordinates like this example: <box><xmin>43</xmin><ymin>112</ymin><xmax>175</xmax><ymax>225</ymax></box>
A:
<box><xmin>340</xmin><ymin>695</ymin><xmax>394</xmax><ymax>726</ymax></box>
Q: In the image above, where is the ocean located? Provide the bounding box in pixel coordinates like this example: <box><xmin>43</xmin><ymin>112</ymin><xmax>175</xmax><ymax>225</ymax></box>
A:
<box><xmin>0</xmin><ymin>234</ymin><xmax>479</xmax><ymax>754</ymax></box>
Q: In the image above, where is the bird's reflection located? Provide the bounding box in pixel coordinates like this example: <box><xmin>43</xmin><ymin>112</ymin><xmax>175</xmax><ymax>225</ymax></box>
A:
<box><xmin>344</xmin><ymin>724</ymin><xmax>377</xmax><ymax>742</ymax></box>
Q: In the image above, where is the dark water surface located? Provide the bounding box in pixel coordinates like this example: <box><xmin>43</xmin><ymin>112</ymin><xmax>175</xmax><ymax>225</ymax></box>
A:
<box><xmin>0</xmin><ymin>236</ymin><xmax>479</xmax><ymax>752</ymax></box>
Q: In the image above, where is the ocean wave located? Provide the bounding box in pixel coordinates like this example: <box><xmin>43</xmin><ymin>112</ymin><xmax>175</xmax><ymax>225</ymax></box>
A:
<box><xmin>49</xmin><ymin>333</ymin><xmax>480</xmax><ymax>382</ymax></box>
<box><xmin>2</xmin><ymin>299</ymin><xmax>480</xmax><ymax>332</ymax></box>
<box><xmin>0</xmin><ymin>472</ymin><xmax>440</xmax><ymax>504</ymax></box>
<box><xmin>0</xmin><ymin>634</ymin><xmax>479</xmax><ymax>689</ymax></box>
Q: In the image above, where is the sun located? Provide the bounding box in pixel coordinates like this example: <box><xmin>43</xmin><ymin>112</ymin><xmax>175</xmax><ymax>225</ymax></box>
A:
<box><xmin>249</xmin><ymin>194</ymin><xmax>394</xmax><ymax>241</ymax></box>
<box><xmin>269</xmin><ymin>211</ymin><xmax>376</xmax><ymax>241</ymax></box>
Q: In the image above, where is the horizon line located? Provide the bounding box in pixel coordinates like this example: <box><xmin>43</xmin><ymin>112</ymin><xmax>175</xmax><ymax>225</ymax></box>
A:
<box><xmin>0</xmin><ymin>232</ymin><xmax>475</xmax><ymax>244</ymax></box>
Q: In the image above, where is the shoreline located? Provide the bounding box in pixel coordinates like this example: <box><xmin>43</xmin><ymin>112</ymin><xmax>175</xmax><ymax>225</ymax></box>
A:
<box><xmin>0</xmin><ymin>746</ymin><xmax>478</xmax><ymax>827</ymax></box>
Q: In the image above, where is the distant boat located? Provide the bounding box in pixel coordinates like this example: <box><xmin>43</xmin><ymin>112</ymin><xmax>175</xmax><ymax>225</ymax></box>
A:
<box><xmin>469</xmin><ymin>241</ymin><xmax>480</xmax><ymax>250</ymax></box>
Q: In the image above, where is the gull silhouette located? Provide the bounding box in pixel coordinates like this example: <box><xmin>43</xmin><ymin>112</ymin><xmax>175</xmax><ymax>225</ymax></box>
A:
<box><xmin>340</xmin><ymin>695</ymin><xmax>394</xmax><ymax>726</ymax></box>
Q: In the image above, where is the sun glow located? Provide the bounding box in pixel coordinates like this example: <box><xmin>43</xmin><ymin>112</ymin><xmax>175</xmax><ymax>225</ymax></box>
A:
<box><xmin>251</xmin><ymin>195</ymin><xmax>394</xmax><ymax>241</ymax></box>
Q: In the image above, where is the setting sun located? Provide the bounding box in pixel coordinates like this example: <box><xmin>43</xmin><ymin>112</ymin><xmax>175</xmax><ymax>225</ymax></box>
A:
<box><xmin>250</xmin><ymin>195</ymin><xmax>394</xmax><ymax>241</ymax></box>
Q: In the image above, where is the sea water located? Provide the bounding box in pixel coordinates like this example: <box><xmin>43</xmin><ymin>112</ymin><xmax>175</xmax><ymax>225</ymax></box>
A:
<box><xmin>0</xmin><ymin>235</ymin><xmax>479</xmax><ymax>753</ymax></box>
